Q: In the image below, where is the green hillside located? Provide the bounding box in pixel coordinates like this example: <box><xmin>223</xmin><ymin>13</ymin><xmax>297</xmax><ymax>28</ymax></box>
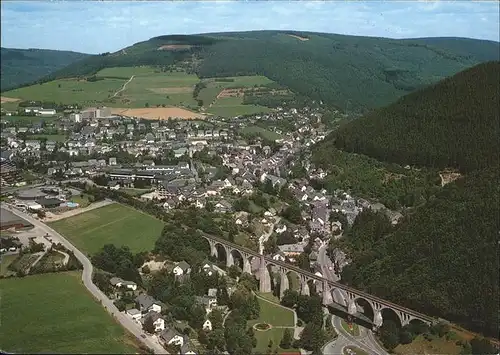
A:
<box><xmin>330</xmin><ymin>61</ymin><xmax>500</xmax><ymax>172</ymax></box>
<box><xmin>320</xmin><ymin>62</ymin><xmax>500</xmax><ymax>337</ymax></box>
<box><xmin>1</xmin><ymin>47</ymin><xmax>89</xmax><ymax>92</ymax></box>
<box><xmin>333</xmin><ymin>166</ymin><xmax>499</xmax><ymax>337</ymax></box>
<box><xmin>36</xmin><ymin>31</ymin><xmax>500</xmax><ymax>112</ymax></box>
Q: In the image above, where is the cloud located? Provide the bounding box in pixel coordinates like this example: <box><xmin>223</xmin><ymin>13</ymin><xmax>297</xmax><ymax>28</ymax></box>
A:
<box><xmin>1</xmin><ymin>0</ymin><xmax>498</xmax><ymax>54</ymax></box>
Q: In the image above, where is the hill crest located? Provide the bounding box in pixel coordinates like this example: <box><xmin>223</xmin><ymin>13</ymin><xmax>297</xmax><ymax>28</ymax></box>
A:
<box><xmin>9</xmin><ymin>31</ymin><xmax>497</xmax><ymax>112</ymax></box>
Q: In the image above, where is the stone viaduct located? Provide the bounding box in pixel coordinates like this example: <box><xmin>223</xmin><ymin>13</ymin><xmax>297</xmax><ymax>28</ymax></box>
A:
<box><xmin>203</xmin><ymin>234</ymin><xmax>434</xmax><ymax>328</ymax></box>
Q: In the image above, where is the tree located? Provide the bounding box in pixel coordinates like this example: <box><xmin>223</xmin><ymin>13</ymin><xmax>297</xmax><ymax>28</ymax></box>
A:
<box><xmin>280</xmin><ymin>289</ymin><xmax>299</xmax><ymax>308</ymax></box>
<box><xmin>379</xmin><ymin>320</ymin><xmax>400</xmax><ymax>351</ymax></box>
<box><xmin>228</xmin><ymin>265</ymin><xmax>242</xmax><ymax>279</ymax></box>
<box><xmin>189</xmin><ymin>304</ymin><xmax>206</xmax><ymax>330</ymax></box>
<box><xmin>296</xmin><ymin>295</ymin><xmax>323</xmax><ymax>325</ymax></box>
<box><xmin>145</xmin><ymin>102</ymin><xmax>149</xmax><ymax>108</ymax></box>
<box><xmin>209</xmin><ymin>309</ymin><xmax>224</xmax><ymax>330</ymax></box>
<box><xmin>247</xmin><ymin>327</ymin><xmax>257</xmax><ymax>348</ymax></box>
<box><xmin>280</xmin><ymin>328</ymin><xmax>293</xmax><ymax>349</ymax></box>
<box><xmin>281</xmin><ymin>203</ymin><xmax>303</xmax><ymax>224</ymax></box>
<box><xmin>142</xmin><ymin>265</ymin><xmax>151</xmax><ymax>274</ymax></box>
<box><xmin>470</xmin><ymin>337</ymin><xmax>498</xmax><ymax>355</ymax></box>
<box><xmin>142</xmin><ymin>315</ymin><xmax>155</xmax><ymax>334</ymax></box>
<box><xmin>299</xmin><ymin>322</ymin><xmax>326</xmax><ymax>352</ymax></box>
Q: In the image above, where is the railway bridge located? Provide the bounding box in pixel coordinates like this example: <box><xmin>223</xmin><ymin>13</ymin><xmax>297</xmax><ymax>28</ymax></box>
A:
<box><xmin>202</xmin><ymin>233</ymin><xmax>435</xmax><ymax>328</ymax></box>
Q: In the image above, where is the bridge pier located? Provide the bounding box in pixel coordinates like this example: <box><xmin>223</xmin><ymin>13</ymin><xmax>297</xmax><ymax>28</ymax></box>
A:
<box><xmin>399</xmin><ymin>312</ymin><xmax>414</xmax><ymax>327</ymax></box>
<box><xmin>259</xmin><ymin>256</ymin><xmax>272</xmax><ymax>293</ymax></box>
<box><xmin>322</xmin><ymin>280</ymin><xmax>333</xmax><ymax>305</ymax></box>
<box><xmin>300</xmin><ymin>277</ymin><xmax>310</xmax><ymax>296</ymax></box>
<box><xmin>209</xmin><ymin>240</ymin><xmax>218</xmax><ymax>258</ymax></box>
<box><xmin>243</xmin><ymin>257</ymin><xmax>252</xmax><ymax>274</ymax></box>
<box><xmin>348</xmin><ymin>299</ymin><xmax>357</xmax><ymax>315</ymax></box>
<box><xmin>280</xmin><ymin>270</ymin><xmax>289</xmax><ymax>299</ymax></box>
<box><xmin>225</xmin><ymin>246</ymin><xmax>234</xmax><ymax>268</ymax></box>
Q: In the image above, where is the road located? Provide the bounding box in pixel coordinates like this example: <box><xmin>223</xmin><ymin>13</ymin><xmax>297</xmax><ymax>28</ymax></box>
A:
<box><xmin>318</xmin><ymin>243</ymin><xmax>388</xmax><ymax>355</ymax></box>
<box><xmin>2</xmin><ymin>203</ymin><xmax>167</xmax><ymax>354</ymax></box>
<box><xmin>112</xmin><ymin>75</ymin><xmax>135</xmax><ymax>98</ymax></box>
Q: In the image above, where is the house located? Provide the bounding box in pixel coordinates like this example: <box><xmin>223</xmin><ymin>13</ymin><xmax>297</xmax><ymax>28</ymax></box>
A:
<box><xmin>143</xmin><ymin>311</ymin><xmax>166</xmax><ymax>332</ymax></box>
<box><xmin>278</xmin><ymin>243</ymin><xmax>304</xmax><ymax>257</ymax></box>
<box><xmin>160</xmin><ymin>328</ymin><xmax>184</xmax><ymax>347</ymax></box>
<box><xmin>214</xmin><ymin>200</ymin><xmax>233</xmax><ymax>213</ymax></box>
<box><xmin>195</xmin><ymin>295</ymin><xmax>218</xmax><ymax>313</ymax></box>
<box><xmin>135</xmin><ymin>294</ymin><xmax>163</xmax><ymax>313</ymax></box>
<box><xmin>180</xmin><ymin>341</ymin><xmax>197</xmax><ymax>355</ymax></box>
<box><xmin>201</xmin><ymin>262</ymin><xmax>217</xmax><ymax>276</ymax></box>
<box><xmin>172</xmin><ymin>260</ymin><xmax>191</xmax><ymax>276</ymax></box>
<box><xmin>126</xmin><ymin>308</ymin><xmax>142</xmax><ymax>322</ymax></box>
<box><xmin>107</xmin><ymin>181</ymin><xmax>121</xmax><ymax>190</ymax></box>
<box><xmin>272</xmin><ymin>251</ymin><xmax>286</xmax><ymax>262</ymax></box>
<box><xmin>202</xmin><ymin>319</ymin><xmax>212</xmax><ymax>331</ymax></box>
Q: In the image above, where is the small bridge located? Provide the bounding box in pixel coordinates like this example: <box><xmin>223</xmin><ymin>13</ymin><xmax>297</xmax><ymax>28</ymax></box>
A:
<box><xmin>202</xmin><ymin>233</ymin><xmax>435</xmax><ymax>328</ymax></box>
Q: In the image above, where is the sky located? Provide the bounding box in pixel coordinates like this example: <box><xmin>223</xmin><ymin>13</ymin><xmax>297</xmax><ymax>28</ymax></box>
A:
<box><xmin>1</xmin><ymin>0</ymin><xmax>499</xmax><ymax>54</ymax></box>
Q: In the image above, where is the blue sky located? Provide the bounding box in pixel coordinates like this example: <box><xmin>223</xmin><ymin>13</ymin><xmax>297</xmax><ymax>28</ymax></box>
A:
<box><xmin>1</xmin><ymin>1</ymin><xmax>499</xmax><ymax>54</ymax></box>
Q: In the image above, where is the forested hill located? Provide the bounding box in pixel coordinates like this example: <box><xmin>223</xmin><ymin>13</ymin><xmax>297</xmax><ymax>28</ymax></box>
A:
<box><xmin>334</xmin><ymin>165</ymin><xmax>499</xmax><ymax>337</ymax></box>
<box><xmin>0</xmin><ymin>48</ymin><xmax>89</xmax><ymax>92</ymax></box>
<box><xmin>37</xmin><ymin>31</ymin><xmax>500</xmax><ymax>112</ymax></box>
<box><xmin>331</xmin><ymin>61</ymin><xmax>500</xmax><ymax>172</ymax></box>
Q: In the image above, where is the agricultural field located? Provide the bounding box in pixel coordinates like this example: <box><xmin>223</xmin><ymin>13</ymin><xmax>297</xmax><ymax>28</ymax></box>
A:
<box><xmin>201</xmin><ymin>76</ymin><xmax>275</xmax><ymax>118</ymax></box>
<box><xmin>2</xmin><ymin>68</ymin><xmax>277</xmax><ymax>118</ymax></box>
<box><xmin>248</xmin><ymin>295</ymin><xmax>297</xmax><ymax>354</ymax></box>
<box><xmin>98</xmin><ymin>67</ymin><xmax>200</xmax><ymax>109</ymax></box>
<box><xmin>48</xmin><ymin>203</ymin><xmax>164</xmax><ymax>255</ymax></box>
<box><xmin>3</xmin><ymin>77</ymin><xmax>125</xmax><ymax>107</ymax></box>
<box><xmin>207</xmin><ymin>96</ymin><xmax>271</xmax><ymax>117</ymax></box>
<box><xmin>0</xmin><ymin>271</ymin><xmax>139</xmax><ymax>353</ymax></box>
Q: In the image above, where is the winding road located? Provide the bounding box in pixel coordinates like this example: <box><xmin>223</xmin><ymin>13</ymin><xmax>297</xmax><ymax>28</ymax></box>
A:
<box><xmin>318</xmin><ymin>243</ymin><xmax>388</xmax><ymax>355</ymax></box>
<box><xmin>1</xmin><ymin>203</ymin><xmax>167</xmax><ymax>354</ymax></box>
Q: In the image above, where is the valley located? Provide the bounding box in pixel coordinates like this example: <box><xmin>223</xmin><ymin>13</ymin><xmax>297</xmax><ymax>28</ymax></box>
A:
<box><xmin>0</xmin><ymin>27</ymin><xmax>499</xmax><ymax>355</ymax></box>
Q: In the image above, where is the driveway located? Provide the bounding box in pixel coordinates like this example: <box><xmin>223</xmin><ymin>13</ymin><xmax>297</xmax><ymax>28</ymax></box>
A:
<box><xmin>1</xmin><ymin>203</ymin><xmax>167</xmax><ymax>354</ymax></box>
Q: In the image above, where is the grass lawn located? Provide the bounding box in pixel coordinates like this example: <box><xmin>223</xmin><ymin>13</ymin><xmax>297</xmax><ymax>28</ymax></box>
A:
<box><xmin>241</xmin><ymin>126</ymin><xmax>283</xmax><ymax>141</ymax></box>
<box><xmin>28</xmin><ymin>134</ymin><xmax>67</xmax><ymax>142</ymax></box>
<box><xmin>0</xmin><ymin>271</ymin><xmax>139</xmax><ymax>353</ymax></box>
<box><xmin>249</xmin><ymin>295</ymin><xmax>297</xmax><ymax>354</ymax></box>
<box><xmin>341</xmin><ymin>319</ymin><xmax>360</xmax><ymax>336</ymax></box>
<box><xmin>120</xmin><ymin>187</ymin><xmax>152</xmax><ymax>197</ymax></box>
<box><xmin>48</xmin><ymin>203</ymin><xmax>164</xmax><ymax>255</ymax></box>
<box><xmin>0</xmin><ymin>253</ymin><xmax>19</xmax><ymax>276</ymax></box>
